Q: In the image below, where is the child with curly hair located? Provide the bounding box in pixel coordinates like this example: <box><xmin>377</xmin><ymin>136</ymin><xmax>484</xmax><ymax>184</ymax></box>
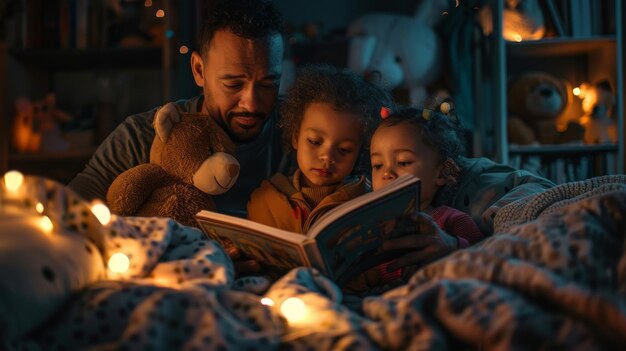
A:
<box><xmin>247</xmin><ymin>64</ymin><xmax>393</xmax><ymax>233</ymax></box>
<box><xmin>347</xmin><ymin>107</ymin><xmax>485</xmax><ymax>291</ymax></box>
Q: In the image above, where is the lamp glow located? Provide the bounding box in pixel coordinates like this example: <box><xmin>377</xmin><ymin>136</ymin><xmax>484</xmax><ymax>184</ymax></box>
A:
<box><xmin>261</xmin><ymin>297</ymin><xmax>275</xmax><ymax>306</ymax></box>
<box><xmin>35</xmin><ymin>202</ymin><xmax>44</xmax><ymax>214</ymax></box>
<box><xmin>108</xmin><ymin>253</ymin><xmax>130</xmax><ymax>273</ymax></box>
<box><xmin>91</xmin><ymin>203</ymin><xmax>111</xmax><ymax>225</ymax></box>
<box><xmin>40</xmin><ymin>215</ymin><xmax>53</xmax><ymax>233</ymax></box>
<box><xmin>513</xmin><ymin>34</ymin><xmax>522</xmax><ymax>42</ymax></box>
<box><xmin>280</xmin><ymin>297</ymin><xmax>307</xmax><ymax>324</ymax></box>
<box><xmin>156</xmin><ymin>9</ymin><xmax>165</xmax><ymax>17</ymax></box>
<box><xmin>4</xmin><ymin>170</ymin><xmax>24</xmax><ymax>192</ymax></box>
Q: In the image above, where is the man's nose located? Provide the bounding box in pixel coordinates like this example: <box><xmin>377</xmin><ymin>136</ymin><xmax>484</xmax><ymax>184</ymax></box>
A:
<box><xmin>239</xmin><ymin>84</ymin><xmax>260</xmax><ymax>111</ymax></box>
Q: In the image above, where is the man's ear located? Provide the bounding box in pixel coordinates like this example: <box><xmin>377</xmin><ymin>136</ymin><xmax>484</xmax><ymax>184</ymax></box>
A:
<box><xmin>291</xmin><ymin>132</ymin><xmax>299</xmax><ymax>150</ymax></box>
<box><xmin>190</xmin><ymin>51</ymin><xmax>205</xmax><ymax>87</ymax></box>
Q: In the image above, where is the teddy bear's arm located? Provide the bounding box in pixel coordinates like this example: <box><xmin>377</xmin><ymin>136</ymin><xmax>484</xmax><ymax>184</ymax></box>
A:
<box><xmin>106</xmin><ymin>163</ymin><xmax>173</xmax><ymax>216</ymax></box>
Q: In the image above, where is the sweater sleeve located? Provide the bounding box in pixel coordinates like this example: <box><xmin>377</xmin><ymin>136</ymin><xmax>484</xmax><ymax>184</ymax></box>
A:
<box><xmin>443</xmin><ymin>207</ymin><xmax>485</xmax><ymax>247</ymax></box>
<box><xmin>67</xmin><ymin>110</ymin><xmax>157</xmax><ymax>201</ymax></box>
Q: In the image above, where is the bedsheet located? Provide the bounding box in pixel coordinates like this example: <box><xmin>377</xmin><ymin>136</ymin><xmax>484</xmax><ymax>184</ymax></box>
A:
<box><xmin>5</xmin><ymin>175</ymin><xmax>626</xmax><ymax>350</ymax></box>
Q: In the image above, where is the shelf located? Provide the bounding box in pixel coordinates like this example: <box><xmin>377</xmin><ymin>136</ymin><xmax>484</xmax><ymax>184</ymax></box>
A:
<box><xmin>8</xmin><ymin>149</ymin><xmax>96</xmax><ymax>162</ymax></box>
<box><xmin>7</xmin><ymin>47</ymin><xmax>163</xmax><ymax>70</ymax></box>
<box><xmin>508</xmin><ymin>144</ymin><xmax>618</xmax><ymax>157</ymax></box>
<box><xmin>506</xmin><ymin>36</ymin><xmax>616</xmax><ymax>57</ymax></box>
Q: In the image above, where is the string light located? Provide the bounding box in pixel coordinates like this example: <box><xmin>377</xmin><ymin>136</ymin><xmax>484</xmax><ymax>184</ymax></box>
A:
<box><xmin>35</xmin><ymin>202</ymin><xmax>44</xmax><ymax>214</ymax></box>
<box><xmin>108</xmin><ymin>252</ymin><xmax>130</xmax><ymax>274</ymax></box>
<box><xmin>144</xmin><ymin>0</ymin><xmax>152</xmax><ymax>7</ymax></box>
<box><xmin>179</xmin><ymin>45</ymin><xmax>189</xmax><ymax>54</ymax></box>
<box><xmin>156</xmin><ymin>9</ymin><xmax>165</xmax><ymax>18</ymax></box>
<box><xmin>4</xmin><ymin>170</ymin><xmax>24</xmax><ymax>192</ymax></box>
<box><xmin>260</xmin><ymin>297</ymin><xmax>275</xmax><ymax>306</ymax></box>
<box><xmin>91</xmin><ymin>202</ymin><xmax>111</xmax><ymax>226</ymax></box>
<box><xmin>280</xmin><ymin>297</ymin><xmax>308</xmax><ymax>325</ymax></box>
<box><xmin>40</xmin><ymin>215</ymin><xmax>53</xmax><ymax>233</ymax></box>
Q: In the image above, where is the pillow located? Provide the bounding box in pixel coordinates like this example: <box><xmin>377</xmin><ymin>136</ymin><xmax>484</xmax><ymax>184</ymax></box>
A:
<box><xmin>0</xmin><ymin>173</ymin><xmax>105</xmax><ymax>342</ymax></box>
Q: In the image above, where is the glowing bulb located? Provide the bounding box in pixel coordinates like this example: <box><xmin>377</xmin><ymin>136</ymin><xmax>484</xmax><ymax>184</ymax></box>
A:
<box><xmin>179</xmin><ymin>45</ymin><xmax>189</xmax><ymax>54</ymax></box>
<box><xmin>440</xmin><ymin>102</ymin><xmax>451</xmax><ymax>114</ymax></box>
<box><xmin>144</xmin><ymin>0</ymin><xmax>152</xmax><ymax>6</ymax></box>
<box><xmin>261</xmin><ymin>297</ymin><xmax>275</xmax><ymax>306</ymax></box>
<box><xmin>91</xmin><ymin>203</ymin><xmax>111</xmax><ymax>225</ymax></box>
<box><xmin>513</xmin><ymin>34</ymin><xmax>522</xmax><ymax>42</ymax></box>
<box><xmin>35</xmin><ymin>202</ymin><xmax>44</xmax><ymax>214</ymax></box>
<box><xmin>108</xmin><ymin>253</ymin><xmax>130</xmax><ymax>273</ymax></box>
<box><xmin>156</xmin><ymin>9</ymin><xmax>165</xmax><ymax>18</ymax></box>
<box><xmin>41</xmin><ymin>215</ymin><xmax>53</xmax><ymax>233</ymax></box>
<box><xmin>4</xmin><ymin>170</ymin><xmax>24</xmax><ymax>192</ymax></box>
<box><xmin>280</xmin><ymin>297</ymin><xmax>307</xmax><ymax>324</ymax></box>
<box><xmin>573</xmin><ymin>87</ymin><xmax>581</xmax><ymax>96</ymax></box>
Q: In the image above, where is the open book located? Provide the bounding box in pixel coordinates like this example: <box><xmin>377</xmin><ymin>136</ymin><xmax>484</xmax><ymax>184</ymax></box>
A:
<box><xmin>195</xmin><ymin>174</ymin><xmax>420</xmax><ymax>286</ymax></box>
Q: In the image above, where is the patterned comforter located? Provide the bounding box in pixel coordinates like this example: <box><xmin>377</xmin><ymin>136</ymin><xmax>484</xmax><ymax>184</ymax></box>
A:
<box><xmin>6</xmin><ymin>176</ymin><xmax>626</xmax><ymax>350</ymax></box>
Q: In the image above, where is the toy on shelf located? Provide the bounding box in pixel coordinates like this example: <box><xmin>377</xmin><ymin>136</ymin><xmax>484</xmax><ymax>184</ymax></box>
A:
<box><xmin>479</xmin><ymin>0</ymin><xmax>546</xmax><ymax>42</ymax></box>
<box><xmin>507</xmin><ymin>71</ymin><xmax>584</xmax><ymax>145</ymax></box>
<box><xmin>577</xmin><ymin>80</ymin><xmax>618</xmax><ymax>145</ymax></box>
<box><xmin>346</xmin><ymin>1</ymin><xmax>447</xmax><ymax>106</ymax></box>
<box><xmin>11</xmin><ymin>94</ymin><xmax>73</xmax><ymax>153</ymax></box>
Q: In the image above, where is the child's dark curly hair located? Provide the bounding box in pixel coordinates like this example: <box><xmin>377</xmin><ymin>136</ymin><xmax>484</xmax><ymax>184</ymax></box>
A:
<box><xmin>280</xmin><ymin>64</ymin><xmax>394</xmax><ymax>173</ymax></box>
<box><xmin>197</xmin><ymin>0</ymin><xmax>284</xmax><ymax>54</ymax></box>
<box><xmin>378</xmin><ymin>107</ymin><xmax>467</xmax><ymax>184</ymax></box>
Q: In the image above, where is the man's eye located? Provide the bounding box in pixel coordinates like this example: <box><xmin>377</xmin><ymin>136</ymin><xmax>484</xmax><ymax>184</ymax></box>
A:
<box><xmin>224</xmin><ymin>83</ymin><xmax>242</xmax><ymax>89</ymax></box>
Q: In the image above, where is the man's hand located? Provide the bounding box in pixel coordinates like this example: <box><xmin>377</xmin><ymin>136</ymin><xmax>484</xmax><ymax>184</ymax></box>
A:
<box><xmin>384</xmin><ymin>212</ymin><xmax>458</xmax><ymax>274</ymax></box>
<box><xmin>154</xmin><ymin>102</ymin><xmax>182</xmax><ymax>142</ymax></box>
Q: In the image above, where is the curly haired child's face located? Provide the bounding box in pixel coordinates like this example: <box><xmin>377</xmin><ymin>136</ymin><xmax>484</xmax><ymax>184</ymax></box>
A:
<box><xmin>370</xmin><ymin>123</ymin><xmax>445</xmax><ymax>210</ymax></box>
<box><xmin>292</xmin><ymin>102</ymin><xmax>363</xmax><ymax>186</ymax></box>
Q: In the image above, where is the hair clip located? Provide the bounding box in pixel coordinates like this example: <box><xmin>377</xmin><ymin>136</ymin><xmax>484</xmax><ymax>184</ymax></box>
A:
<box><xmin>422</xmin><ymin>109</ymin><xmax>433</xmax><ymax>120</ymax></box>
<box><xmin>380</xmin><ymin>106</ymin><xmax>391</xmax><ymax>120</ymax></box>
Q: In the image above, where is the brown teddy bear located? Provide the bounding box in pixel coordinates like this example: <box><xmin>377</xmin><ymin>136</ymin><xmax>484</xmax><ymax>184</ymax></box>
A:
<box><xmin>106</xmin><ymin>104</ymin><xmax>240</xmax><ymax>227</ymax></box>
<box><xmin>507</xmin><ymin>71</ymin><xmax>584</xmax><ymax>145</ymax></box>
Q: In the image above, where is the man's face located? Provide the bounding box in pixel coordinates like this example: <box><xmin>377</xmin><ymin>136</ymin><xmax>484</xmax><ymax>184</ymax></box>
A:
<box><xmin>191</xmin><ymin>29</ymin><xmax>284</xmax><ymax>143</ymax></box>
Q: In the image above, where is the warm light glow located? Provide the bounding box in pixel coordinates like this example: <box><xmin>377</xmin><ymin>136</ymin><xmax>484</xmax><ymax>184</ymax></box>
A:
<box><xmin>573</xmin><ymin>87</ymin><xmax>581</xmax><ymax>96</ymax></box>
<box><xmin>4</xmin><ymin>170</ymin><xmax>24</xmax><ymax>192</ymax></box>
<box><xmin>513</xmin><ymin>34</ymin><xmax>522</xmax><ymax>42</ymax></box>
<box><xmin>440</xmin><ymin>102</ymin><xmax>451</xmax><ymax>114</ymax></box>
<box><xmin>156</xmin><ymin>9</ymin><xmax>165</xmax><ymax>18</ymax></box>
<box><xmin>35</xmin><ymin>202</ymin><xmax>44</xmax><ymax>214</ymax></box>
<box><xmin>280</xmin><ymin>297</ymin><xmax>307</xmax><ymax>324</ymax></box>
<box><xmin>261</xmin><ymin>297</ymin><xmax>275</xmax><ymax>306</ymax></box>
<box><xmin>144</xmin><ymin>0</ymin><xmax>152</xmax><ymax>7</ymax></box>
<box><xmin>40</xmin><ymin>215</ymin><xmax>53</xmax><ymax>233</ymax></box>
<box><xmin>179</xmin><ymin>45</ymin><xmax>189</xmax><ymax>54</ymax></box>
<box><xmin>91</xmin><ymin>203</ymin><xmax>111</xmax><ymax>225</ymax></box>
<box><xmin>108</xmin><ymin>253</ymin><xmax>130</xmax><ymax>273</ymax></box>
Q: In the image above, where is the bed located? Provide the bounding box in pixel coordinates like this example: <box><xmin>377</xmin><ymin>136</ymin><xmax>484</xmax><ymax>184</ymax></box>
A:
<box><xmin>1</xmin><ymin>172</ymin><xmax>625</xmax><ymax>350</ymax></box>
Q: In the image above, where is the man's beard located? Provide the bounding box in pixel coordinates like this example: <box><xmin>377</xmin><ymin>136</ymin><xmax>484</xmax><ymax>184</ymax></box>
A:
<box><xmin>224</xmin><ymin>111</ymin><xmax>267</xmax><ymax>144</ymax></box>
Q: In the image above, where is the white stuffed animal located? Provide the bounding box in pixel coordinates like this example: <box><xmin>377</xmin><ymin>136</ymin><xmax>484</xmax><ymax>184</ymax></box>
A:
<box><xmin>346</xmin><ymin>2</ymin><xmax>446</xmax><ymax>106</ymax></box>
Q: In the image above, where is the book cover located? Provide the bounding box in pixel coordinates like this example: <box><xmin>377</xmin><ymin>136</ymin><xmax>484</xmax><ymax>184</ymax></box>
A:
<box><xmin>195</xmin><ymin>174</ymin><xmax>420</xmax><ymax>284</ymax></box>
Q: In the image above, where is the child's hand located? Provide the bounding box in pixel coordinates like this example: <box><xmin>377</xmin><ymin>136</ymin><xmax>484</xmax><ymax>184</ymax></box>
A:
<box><xmin>221</xmin><ymin>240</ymin><xmax>261</xmax><ymax>277</ymax></box>
<box><xmin>154</xmin><ymin>102</ymin><xmax>182</xmax><ymax>142</ymax></box>
<box><xmin>383</xmin><ymin>212</ymin><xmax>458</xmax><ymax>274</ymax></box>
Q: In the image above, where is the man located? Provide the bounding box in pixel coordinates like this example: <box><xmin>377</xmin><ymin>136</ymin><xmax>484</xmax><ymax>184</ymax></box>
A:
<box><xmin>68</xmin><ymin>0</ymin><xmax>287</xmax><ymax>220</ymax></box>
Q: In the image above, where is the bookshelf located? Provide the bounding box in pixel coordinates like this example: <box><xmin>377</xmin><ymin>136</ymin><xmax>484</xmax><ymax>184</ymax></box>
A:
<box><xmin>0</xmin><ymin>0</ymin><xmax>182</xmax><ymax>184</ymax></box>
<box><xmin>476</xmin><ymin>0</ymin><xmax>624</xmax><ymax>183</ymax></box>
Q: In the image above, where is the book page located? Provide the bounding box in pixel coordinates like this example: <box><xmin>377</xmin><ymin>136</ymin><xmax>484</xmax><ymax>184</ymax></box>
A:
<box><xmin>310</xmin><ymin>175</ymin><xmax>419</xmax><ymax>281</ymax></box>
<box><xmin>196</xmin><ymin>211</ymin><xmax>311</xmax><ymax>271</ymax></box>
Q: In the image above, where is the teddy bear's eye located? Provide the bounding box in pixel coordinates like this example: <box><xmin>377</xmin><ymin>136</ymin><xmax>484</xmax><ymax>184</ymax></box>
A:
<box><xmin>395</xmin><ymin>56</ymin><xmax>402</xmax><ymax>63</ymax></box>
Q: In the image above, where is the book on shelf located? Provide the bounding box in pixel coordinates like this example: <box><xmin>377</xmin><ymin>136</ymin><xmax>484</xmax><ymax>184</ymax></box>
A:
<box><xmin>195</xmin><ymin>174</ymin><xmax>420</xmax><ymax>286</ymax></box>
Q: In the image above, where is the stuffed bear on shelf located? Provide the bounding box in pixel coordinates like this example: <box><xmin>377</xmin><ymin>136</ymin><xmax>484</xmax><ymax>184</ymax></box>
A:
<box><xmin>106</xmin><ymin>103</ymin><xmax>240</xmax><ymax>227</ymax></box>
<box><xmin>507</xmin><ymin>71</ymin><xmax>584</xmax><ymax>145</ymax></box>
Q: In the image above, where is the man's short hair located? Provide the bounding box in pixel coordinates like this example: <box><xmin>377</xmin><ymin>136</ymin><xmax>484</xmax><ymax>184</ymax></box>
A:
<box><xmin>197</xmin><ymin>0</ymin><xmax>284</xmax><ymax>54</ymax></box>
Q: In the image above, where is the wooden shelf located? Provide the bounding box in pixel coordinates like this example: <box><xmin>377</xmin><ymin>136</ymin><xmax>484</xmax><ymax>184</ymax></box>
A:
<box><xmin>7</xmin><ymin>47</ymin><xmax>163</xmax><ymax>70</ymax></box>
<box><xmin>506</xmin><ymin>36</ymin><xmax>616</xmax><ymax>57</ymax></box>
<box><xmin>8</xmin><ymin>148</ymin><xmax>96</xmax><ymax>162</ymax></box>
<box><xmin>509</xmin><ymin>144</ymin><xmax>618</xmax><ymax>156</ymax></box>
